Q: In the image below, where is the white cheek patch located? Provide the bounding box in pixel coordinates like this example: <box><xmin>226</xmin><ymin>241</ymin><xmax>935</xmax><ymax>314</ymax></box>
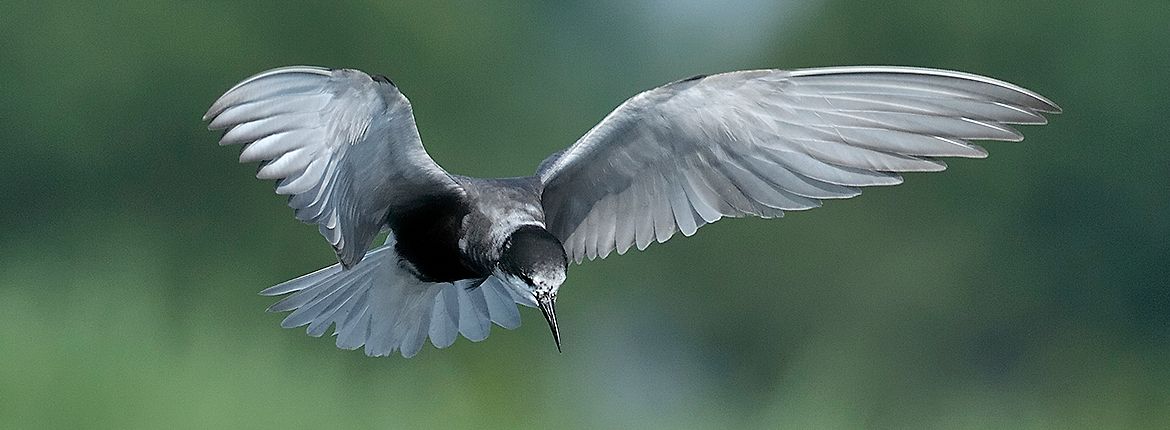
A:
<box><xmin>533</xmin><ymin>266</ymin><xmax>566</xmax><ymax>291</ymax></box>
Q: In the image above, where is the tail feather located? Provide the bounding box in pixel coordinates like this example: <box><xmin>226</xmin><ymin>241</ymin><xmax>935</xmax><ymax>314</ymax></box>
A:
<box><xmin>456</xmin><ymin>284</ymin><xmax>492</xmax><ymax>342</ymax></box>
<box><xmin>259</xmin><ymin>238</ymin><xmax>531</xmax><ymax>357</ymax></box>
<box><xmin>482</xmin><ymin>279</ymin><xmax>522</xmax><ymax>329</ymax></box>
<box><xmin>428</xmin><ymin>287</ymin><xmax>460</xmax><ymax>348</ymax></box>
<box><xmin>305</xmin><ymin>281</ymin><xmax>362</xmax><ymax>337</ymax></box>
<box><xmin>260</xmin><ymin>261</ymin><xmax>344</xmax><ymax>297</ymax></box>
<box><xmin>335</xmin><ymin>299</ymin><xmax>371</xmax><ymax>350</ymax></box>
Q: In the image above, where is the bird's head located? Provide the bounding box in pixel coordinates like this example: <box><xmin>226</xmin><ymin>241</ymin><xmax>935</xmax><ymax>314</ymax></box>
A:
<box><xmin>495</xmin><ymin>225</ymin><xmax>568</xmax><ymax>351</ymax></box>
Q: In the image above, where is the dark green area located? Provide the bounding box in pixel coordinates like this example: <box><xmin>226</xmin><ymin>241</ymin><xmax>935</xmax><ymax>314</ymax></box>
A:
<box><xmin>1</xmin><ymin>1</ymin><xmax>1167</xmax><ymax>428</ymax></box>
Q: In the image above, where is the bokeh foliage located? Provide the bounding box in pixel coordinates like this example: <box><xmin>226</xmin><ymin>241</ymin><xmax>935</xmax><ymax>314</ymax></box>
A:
<box><xmin>1</xmin><ymin>1</ymin><xmax>1167</xmax><ymax>428</ymax></box>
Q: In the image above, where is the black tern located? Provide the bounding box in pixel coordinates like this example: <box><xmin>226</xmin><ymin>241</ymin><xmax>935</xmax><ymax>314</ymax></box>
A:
<box><xmin>204</xmin><ymin>65</ymin><xmax>1059</xmax><ymax>357</ymax></box>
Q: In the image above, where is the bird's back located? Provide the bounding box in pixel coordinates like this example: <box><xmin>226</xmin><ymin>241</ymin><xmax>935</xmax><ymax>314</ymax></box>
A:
<box><xmin>452</xmin><ymin>176</ymin><xmax>549</xmax><ymax>271</ymax></box>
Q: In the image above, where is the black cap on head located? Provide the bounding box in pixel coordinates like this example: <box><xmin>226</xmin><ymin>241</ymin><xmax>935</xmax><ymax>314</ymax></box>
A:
<box><xmin>499</xmin><ymin>225</ymin><xmax>566</xmax><ymax>351</ymax></box>
<box><xmin>498</xmin><ymin>225</ymin><xmax>567</xmax><ymax>282</ymax></box>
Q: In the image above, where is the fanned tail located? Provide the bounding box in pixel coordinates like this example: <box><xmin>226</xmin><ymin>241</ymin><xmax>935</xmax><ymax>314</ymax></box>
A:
<box><xmin>260</xmin><ymin>237</ymin><xmax>534</xmax><ymax>358</ymax></box>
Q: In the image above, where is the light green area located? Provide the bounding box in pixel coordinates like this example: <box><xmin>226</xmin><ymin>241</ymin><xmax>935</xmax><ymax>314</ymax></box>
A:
<box><xmin>1</xmin><ymin>1</ymin><xmax>1167</xmax><ymax>428</ymax></box>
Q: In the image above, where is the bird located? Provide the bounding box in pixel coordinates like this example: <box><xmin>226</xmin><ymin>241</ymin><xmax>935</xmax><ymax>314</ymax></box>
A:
<box><xmin>203</xmin><ymin>65</ymin><xmax>1059</xmax><ymax>357</ymax></box>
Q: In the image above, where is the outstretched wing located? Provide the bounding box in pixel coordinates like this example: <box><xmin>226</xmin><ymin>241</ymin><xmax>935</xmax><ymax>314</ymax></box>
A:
<box><xmin>538</xmin><ymin>66</ymin><xmax>1060</xmax><ymax>263</ymax></box>
<box><xmin>205</xmin><ymin>66</ymin><xmax>462</xmax><ymax>268</ymax></box>
<box><xmin>261</xmin><ymin>235</ymin><xmax>537</xmax><ymax>358</ymax></box>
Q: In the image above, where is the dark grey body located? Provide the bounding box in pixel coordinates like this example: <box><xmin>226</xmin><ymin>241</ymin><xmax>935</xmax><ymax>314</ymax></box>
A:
<box><xmin>393</xmin><ymin>176</ymin><xmax>552</xmax><ymax>283</ymax></box>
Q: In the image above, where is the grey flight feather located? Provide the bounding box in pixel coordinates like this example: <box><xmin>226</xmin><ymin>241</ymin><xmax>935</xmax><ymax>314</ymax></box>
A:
<box><xmin>204</xmin><ymin>66</ymin><xmax>463</xmax><ymax>268</ymax></box>
<box><xmin>538</xmin><ymin>66</ymin><xmax>1061</xmax><ymax>264</ymax></box>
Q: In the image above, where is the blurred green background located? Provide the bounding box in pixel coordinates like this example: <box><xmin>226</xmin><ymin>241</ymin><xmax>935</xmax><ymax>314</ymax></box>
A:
<box><xmin>1</xmin><ymin>1</ymin><xmax>1167</xmax><ymax>428</ymax></box>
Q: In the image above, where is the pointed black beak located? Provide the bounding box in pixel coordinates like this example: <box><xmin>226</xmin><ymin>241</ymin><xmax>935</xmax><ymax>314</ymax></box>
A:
<box><xmin>537</xmin><ymin>295</ymin><xmax>561</xmax><ymax>352</ymax></box>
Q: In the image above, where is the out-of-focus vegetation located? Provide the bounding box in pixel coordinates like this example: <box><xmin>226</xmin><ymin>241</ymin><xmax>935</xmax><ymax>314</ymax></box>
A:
<box><xmin>1</xmin><ymin>1</ymin><xmax>1167</xmax><ymax>428</ymax></box>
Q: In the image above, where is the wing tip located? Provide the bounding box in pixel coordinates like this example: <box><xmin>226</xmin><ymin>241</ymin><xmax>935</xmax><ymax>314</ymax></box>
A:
<box><xmin>203</xmin><ymin>65</ymin><xmax>335</xmax><ymax>123</ymax></box>
<box><xmin>788</xmin><ymin>65</ymin><xmax>1062</xmax><ymax>115</ymax></box>
<box><xmin>1037</xmin><ymin>98</ymin><xmax>1063</xmax><ymax>115</ymax></box>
